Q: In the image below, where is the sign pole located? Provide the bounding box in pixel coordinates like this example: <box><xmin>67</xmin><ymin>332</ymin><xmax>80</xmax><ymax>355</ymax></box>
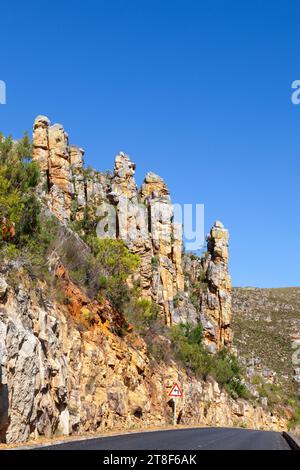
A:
<box><xmin>173</xmin><ymin>397</ymin><xmax>177</xmax><ymax>426</ymax></box>
<box><xmin>168</xmin><ymin>383</ymin><xmax>183</xmax><ymax>426</ymax></box>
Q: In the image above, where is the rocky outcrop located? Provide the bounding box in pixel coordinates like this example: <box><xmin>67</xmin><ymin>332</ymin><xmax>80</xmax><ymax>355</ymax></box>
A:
<box><xmin>32</xmin><ymin>115</ymin><xmax>50</xmax><ymax>177</ymax></box>
<box><xmin>200</xmin><ymin>221</ymin><xmax>232</xmax><ymax>353</ymax></box>
<box><xmin>139</xmin><ymin>171</ymin><xmax>184</xmax><ymax>324</ymax></box>
<box><xmin>0</xmin><ymin>269</ymin><xmax>286</xmax><ymax>444</ymax></box>
<box><xmin>33</xmin><ymin>116</ymin><xmax>236</xmax><ymax>346</ymax></box>
<box><xmin>33</xmin><ymin>116</ymin><xmax>233</xmax><ymax>335</ymax></box>
<box><xmin>180</xmin><ymin>221</ymin><xmax>233</xmax><ymax>353</ymax></box>
<box><xmin>109</xmin><ymin>153</ymin><xmax>153</xmax><ymax>303</ymax></box>
<box><xmin>69</xmin><ymin>145</ymin><xmax>85</xmax><ymax>218</ymax></box>
<box><xmin>0</xmin><ymin>116</ymin><xmax>290</xmax><ymax>444</ymax></box>
<box><xmin>33</xmin><ymin>116</ymin><xmax>74</xmax><ymax>221</ymax></box>
<box><xmin>33</xmin><ymin>117</ymin><xmax>185</xmax><ymax>325</ymax></box>
<box><xmin>107</xmin><ymin>155</ymin><xmax>185</xmax><ymax>324</ymax></box>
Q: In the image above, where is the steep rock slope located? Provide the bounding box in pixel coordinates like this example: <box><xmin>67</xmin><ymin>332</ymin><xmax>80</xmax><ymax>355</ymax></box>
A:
<box><xmin>0</xmin><ymin>267</ymin><xmax>286</xmax><ymax>443</ymax></box>
<box><xmin>0</xmin><ymin>116</ymin><xmax>290</xmax><ymax>444</ymax></box>
<box><xmin>33</xmin><ymin>116</ymin><xmax>184</xmax><ymax>325</ymax></box>
<box><xmin>32</xmin><ymin>115</ymin><xmax>230</xmax><ymax>346</ymax></box>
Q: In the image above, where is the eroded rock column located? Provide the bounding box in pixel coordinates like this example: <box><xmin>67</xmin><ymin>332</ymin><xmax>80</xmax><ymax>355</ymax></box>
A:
<box><xmin>32</xmin><ymin>115</ymin><xmax>50</xmax><ymax>194</ymax></box>
<box><xmin>140</xmin><ymin>172</ymin><xmax>184</xmax><ymax>324</ymax></box>
<box><xmin>200</xmin><ymin>221</ymin><xmax>232</xmax><ymax>352</ymax></box>
<box><xmin>33</xmin><ymin>116</ymin><xmax>75</xmax><ymax>222</ymax></box>
<box><xmin>48</xmin><ymin>124</ymin><xmax>74</xmax><ymax>222</ymax></box>
<box><xmin>110</xmin><ymin>153</ymin><xmax>154</xmax><ymax>300</ymax></box>
<box><xmin>70</xmin><ymin>145</ymin><xmax>85</xmax><ymax>219</ymax></box>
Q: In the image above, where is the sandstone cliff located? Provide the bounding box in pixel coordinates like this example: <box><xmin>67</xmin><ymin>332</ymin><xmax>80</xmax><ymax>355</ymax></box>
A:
<box><xmin>32</xmin><ymin>115</ymin><xmax>233</xmax><ymax>349</ymax></box>
<box><xmin>0</xmin><ymin>265</ymin><xmax>286</xmax><ymax>444</ymax></box>
<box><xmin>180</xmin><ymin>221</ymin><xmax>232</xmax><ymax>353</ymax></box>
<box><xmin>33</xmin><ymin>116</ymin><xmax>184</xmax><ymax>326</ymax></box>
<box><xmin>200</xmin><ymin>221</ymin><xmax>232</xmax><ymax>353</ymax></box>
<box><xmin>0</xmin><ymin>116</ymin><xmax>290</xmax><ymax>445</ymax></box>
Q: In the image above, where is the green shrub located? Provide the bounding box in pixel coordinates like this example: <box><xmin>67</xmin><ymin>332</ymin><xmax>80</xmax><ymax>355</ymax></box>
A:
<box><xmin>81</xmin><ymin>307</ymin><xmax>96</xmax><ymax>324</ymax></box>
<box><xmin>213</xmin><ymin>349</ymin><xmax>249</xmax><ymax>399</ymax></box>
<box><xmin>151</xmin><ymin>256</ymin><xmax>159</xmax><ymax>270</ymax></box>
<box><xmin>88</xmin><ymin>237</ymin><xmax>140</xmax><ymax>278</ymax></box>
<box><xmin>71</xmin><ymin>206</ymin><xmax>99</xmax><ymax>237</ymax></box>
<box><xmin>173</xmin><ymin>294</ymin><xmax>180</xmax><ymax>308</ymax></box>
<box><xmin>257</xmin><ymin>382</ymin><xmax>284</xmax><ymax>408</ymax></box>
<box><xmin>0</xmin><ymin>132</ymin><xmax>40</xmax><ymax>245</ymax></box>
<box><xmin>88</xmin><ymin>238</ymin><xmax>140</xmax><ymax>311</ymax></box>
<box><xmin>288</xmin><ymin>399</ymin><xmax>300</xmax><ymax>431</ymax></box>
<box><xmin>70</xmin><ymin>267</ymin><xmax>88</xmax><ymax>286</ymax></box>
<box><xmin>171</xmin><ymin>322</ymin><xmax>249</xmax><ymax>398</ymax></box>
<box><xmin>0</xmin><ymin>131</ymin><xmax>63</xmax><ymax>283</ymax></box>
<box><xmin>125</xmin><ymin>297</ymin><xmax>160</xmax><ymax>331</ymax></box>
<box><xmin>171</xmin><ymin>323</ymin><xmax>211</xmax><ymax>376</ymax></box>
<box><xmin>66</xmin><ymin>236</ymin><xmax>141</xmax><ymax>311</ymax></box>
<box><xmin>147</xmin><ymin>342</ymin><xmax>168</xmax><ymax>362</ymax></box>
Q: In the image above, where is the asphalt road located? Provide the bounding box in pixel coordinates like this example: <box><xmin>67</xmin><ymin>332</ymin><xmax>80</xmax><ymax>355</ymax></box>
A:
<box><xmin>40</xmin><ymin>427</ymin><xmax>291</xmax><ymax>450</ymax></box>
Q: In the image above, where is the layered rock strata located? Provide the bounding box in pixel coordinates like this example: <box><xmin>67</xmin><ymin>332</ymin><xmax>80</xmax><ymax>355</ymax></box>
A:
<box><xmin>33</xmin><ymin>117</ymin><xmax>185</xmax><ymax>324</ymax></box>
<box><xmin>0</xmin><ymin>269</ymin><xmax>286</xmax><ymax>444</ymax></box>
<box><xmin>33</xmin><ymin>116</ymin><xmax>233</xmax><ymax>343</ymax></box>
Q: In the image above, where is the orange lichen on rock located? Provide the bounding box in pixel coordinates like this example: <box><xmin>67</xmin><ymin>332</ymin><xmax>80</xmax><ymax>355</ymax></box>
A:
<box><xmin>0</xmin><ymin>217</ymin><xmax>16</xmax><ymax>241</ymax></box>
<box><xmin>54</xmin><ymin>263</ymin><xmax>126</xmax><ymax>333</ymax></box>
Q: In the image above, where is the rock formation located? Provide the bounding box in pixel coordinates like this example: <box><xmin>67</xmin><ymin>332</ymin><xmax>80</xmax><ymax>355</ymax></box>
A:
<box><xmin>33</xmin><ymin>117</ymin><xmax>185</xmax><ymax>325</ymax></box>
<box><xmin>33</xmin><ymin>116</ymin><xmax>236</xmax><ymax>346</ymax></box>
<box><xmin>200</xmin><ymin>221</ymin><xmax>232</xmax><ymax>353</ymax></box>
<box><xmin>0</xmin><ymin>116</ymin><xmax>290</xmax><ymax>445</ymax></box>
<box><xmin>0</xmin><ymin>266</ymin><xmax>286</xmax><ymax>444</ymax></box>
<box><xmin>179</xmin><ymin>221</ymin><xmax>233</xmax><ymax>353</ymax></box>
<box><xmin>33</xmin><ymin>116</ymin><xmax>233</xmax><ymax>338</ymax></box>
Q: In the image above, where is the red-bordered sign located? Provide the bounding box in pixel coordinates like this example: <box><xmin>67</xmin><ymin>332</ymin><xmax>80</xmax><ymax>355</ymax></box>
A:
<box><xmin>168</xmin><ymin>383</ymin><xmax>183</xmax><ymax>398</ymax></box>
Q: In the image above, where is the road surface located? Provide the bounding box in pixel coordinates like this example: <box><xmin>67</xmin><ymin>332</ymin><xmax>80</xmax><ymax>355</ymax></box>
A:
<box><xmin>40</xmin><ymin>427</ymin><xmax>291</xmax><ymax>450</ymax></box>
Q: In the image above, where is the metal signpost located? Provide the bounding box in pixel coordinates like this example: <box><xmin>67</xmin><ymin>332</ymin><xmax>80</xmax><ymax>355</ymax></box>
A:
<box><xmin>168</xmin><ymin>383</ymin><xmax>184</xmax><ymax>426</ymax></box>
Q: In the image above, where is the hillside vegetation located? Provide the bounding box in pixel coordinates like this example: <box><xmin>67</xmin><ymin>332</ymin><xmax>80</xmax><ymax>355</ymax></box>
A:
<box><xmin>232</xmin><ymin>287</ymin><xmax>300</xmax><ymax>429</ymax></box>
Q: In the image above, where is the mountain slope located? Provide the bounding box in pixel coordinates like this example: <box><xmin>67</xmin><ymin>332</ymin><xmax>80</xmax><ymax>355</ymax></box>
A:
<box><xmin>232</xmin><ymin>287</ymin><xmax>300</xmax><ymax>397</ymax></box>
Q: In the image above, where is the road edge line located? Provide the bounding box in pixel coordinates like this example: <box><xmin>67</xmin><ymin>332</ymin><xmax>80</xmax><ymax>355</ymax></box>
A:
<box><xmin>282</xmin><ymin>431</ymin><xmax>300</xmax><ymax>450</ymax></box>
<box><xmin>6</xmin><ymin>426</ymin><xmax>206</xmax><ymax>450</ymax></box>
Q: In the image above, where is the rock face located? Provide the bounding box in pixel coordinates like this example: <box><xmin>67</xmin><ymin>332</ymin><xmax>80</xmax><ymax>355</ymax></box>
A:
<box><xmin>0</xmin><ymin>269</ymin><xmax>286</xmax><ymax>444</ymax></box>
<box><xmin>0</xmin><ymin>117</ymin><xmax>290</xmax><ymax>444</ymax></box>
<box><xmin>181</xmin><ymin>221</ymin><xmax>233</xmax><ymax>353</ymax></box>
<box><xmin>33</xmin><ymin>117</ymin><xmax>185</xmax><ymax>325</ymax></box>
<box><xmin>33</xmin><ymin>115</ymin><xmax>234</xmax><ymax>337</ymax></box>
<box><xmin>33</xmin><ymin>115</ymin><xmax>235</xmax><ymax>344</ymax></box>
<box><xmin>200</xmin><ymin>221</ymin><xmax>232</xmax><ymax>353</ymax></box>
<box><xmin>33</xmin><ymin>116</ymin><xmax>74</xmax><ymax>221</ymax></box>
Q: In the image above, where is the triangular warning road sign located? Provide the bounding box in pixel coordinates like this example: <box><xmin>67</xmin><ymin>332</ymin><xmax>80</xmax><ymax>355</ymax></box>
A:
<box><xmin>168</xmin><ymin>383</ymin><xmax>183</xmax><ymax>397</ymax></box>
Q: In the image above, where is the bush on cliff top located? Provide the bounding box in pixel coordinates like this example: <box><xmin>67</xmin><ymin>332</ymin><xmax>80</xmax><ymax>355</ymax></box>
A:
<box><xmin>86</xmin><ymin>237</ymin><xmax>140</xmax><ymax>310</ymax></box>
<box><xmin>0</xmin><ymin>132</ymin><xmax>41</xmax><ymax>245</ymax></box>
<box><xmin>0</xmin><ymin>133</ymin><xmax>61</xmax><ymax>282</ymax></box>
<box><xmin>171</xmin><ymin>322</ymin><xmax>249</xmax><ymax>399</ymax></box>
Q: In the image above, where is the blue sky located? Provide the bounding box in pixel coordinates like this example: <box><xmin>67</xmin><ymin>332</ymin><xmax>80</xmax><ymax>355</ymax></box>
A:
<box><xmin>0</xmin><ymin>0</ymin><xmax>299</xmax><ymax>287</ymax></box>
